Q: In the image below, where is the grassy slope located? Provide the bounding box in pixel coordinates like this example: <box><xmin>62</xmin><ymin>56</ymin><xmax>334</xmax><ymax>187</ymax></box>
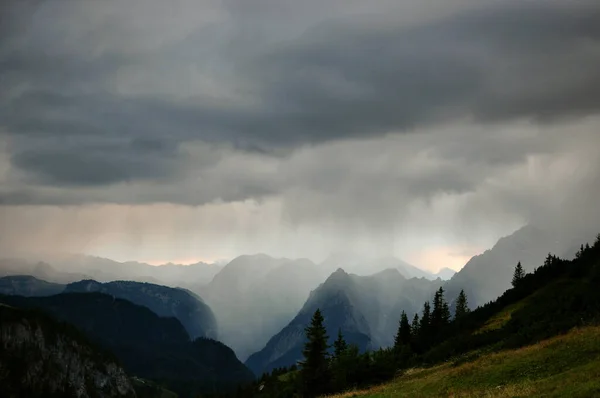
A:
<box><xmin>327</xmin><ymin>325</ymin><xmax>600</xmax><ymax>398</ymax></box>
<box><xmin>474</xmin><ymin>300</ymin><xmax>526</xmax><ymax>335</ymax></box>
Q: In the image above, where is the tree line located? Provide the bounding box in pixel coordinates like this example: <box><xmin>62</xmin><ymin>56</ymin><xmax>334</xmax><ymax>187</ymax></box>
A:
<box><xmin>299</xmin><ymin>286</ymin><xmax>470</xmax><ymax>397</ymax></box>
<box><xmin>207</xmin><ymin>233</ymin><xmax>600</xmax><ymax>398</ymax></box>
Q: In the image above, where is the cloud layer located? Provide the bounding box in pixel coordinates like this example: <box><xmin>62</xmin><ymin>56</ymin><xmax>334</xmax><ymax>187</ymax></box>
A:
<box><xmin>1</xmin><ymin>0</ymin><xmax>599</xmax><ymax>266</ymax></box>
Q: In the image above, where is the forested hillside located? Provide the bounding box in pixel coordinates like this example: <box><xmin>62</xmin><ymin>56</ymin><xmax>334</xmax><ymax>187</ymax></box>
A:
<box><xmin>218</xmin><ymin>234</ymin><xmax>600</xmax><ymax>398</ymax></box>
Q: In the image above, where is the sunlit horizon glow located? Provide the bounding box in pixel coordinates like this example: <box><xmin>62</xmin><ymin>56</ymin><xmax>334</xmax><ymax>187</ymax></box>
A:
<box><xmin>143</xmin><ymin>257</ymin><xmax>225</xmax><ymax>266</ymax></box>
<box><xmin>88</xmin><ymin>243</ymin><xmax>477</xmax><ymax>274</ymax></box>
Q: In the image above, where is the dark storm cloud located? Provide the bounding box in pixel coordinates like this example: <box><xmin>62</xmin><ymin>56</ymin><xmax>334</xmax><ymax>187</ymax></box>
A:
<box><xmin>1</xmin><ymin>0</ymin><xmax>600</xmax><ymax>200</ymax></box>
<box><xmin>11</xmin><ymin>138</ymin><xmax>179</xmax><ymax>186</ymax></box>
<box><xmin>249</xmin><ymin>1</ymin><xmax>600</xmax><ymax>137</ymax></box>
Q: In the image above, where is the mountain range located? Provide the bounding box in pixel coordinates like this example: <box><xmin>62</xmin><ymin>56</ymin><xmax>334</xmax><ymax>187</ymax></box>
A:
<box><xmin>0</xmin><ymin>254</ymin><xmax>222</xmax><ymax>289</ymax></box>
<box><xmin>2</xmin><ymin>222</ymin><xmax>592</xmax><ymax>368</ymax></box>
<box><xmin>0</xmin><ymin>292</ymin><xmax>253</xmax><ymax>397</ymax></box>
<box><xmin>200</xmin><ymin>253</ymin><xmax>452</xmax><ymax>360</ymax></box>
<box><xmin>0</xmin><ymin>276</ymin><xmax>218</xmax><ymax>341</ymax></box>
<box><xmin>245</xmin><ymin>268</ymin><xmax>443</xmax><ymax>376</ymax></box>
<box><xmin>1</xmin><ymin>221</ymin><xmax>598</xmax><ymax>396</ymax></box>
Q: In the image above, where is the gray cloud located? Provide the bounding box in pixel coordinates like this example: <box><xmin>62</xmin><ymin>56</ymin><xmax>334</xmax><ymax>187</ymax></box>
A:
<box><xmin>1</xmin><ymin>0</ymin><xmax>600</xmax><ymax>194</ymax></box>
<box><xmin>0</xmin><ymin>0</ymin><xmax>599</xmax><ymax>270</ymax></box>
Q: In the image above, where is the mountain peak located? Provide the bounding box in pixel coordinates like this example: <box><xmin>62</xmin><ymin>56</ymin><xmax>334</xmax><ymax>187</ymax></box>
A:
<box><xmin>326</xmin><ymin>267</ymin><xmax>350</xmax><ymax>281</ymax></box>
<box><xmin>315</xmin><ymin>268</ymin><xmax>354</xmax><ymax>294</ymax></box>
<box><xmin>372</xmin><ymin>267</ymin><xmax>404</xmax><ymax>279</ymax></box>
<box><xmin>435</xmin><ymin>267</ymin><xmax>456</xmax><ymax>280</ymax></box>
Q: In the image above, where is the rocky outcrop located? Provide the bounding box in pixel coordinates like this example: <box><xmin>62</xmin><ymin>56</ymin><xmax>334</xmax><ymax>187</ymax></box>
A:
<box><xmin>0</xmin><ymin>293</ymin><xmax>254</xmax><ymax>396</ymax></box>
<box><xmin>0</xmin><ymin>304</ymin><xmax>136</xmax><ymax>398</ymax></box>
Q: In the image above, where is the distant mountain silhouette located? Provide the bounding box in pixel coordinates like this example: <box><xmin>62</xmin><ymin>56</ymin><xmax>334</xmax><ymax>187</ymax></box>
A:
<box><xmin>320</xmin><ymin>253</ymin><xmax>436</xmax><ymax>279</ymax></box>
<box><xmin>435</xmin><ymin>267</ymin><xmax>456</xmax><ymax>280</ymax></box>
<box><xmin>444</xmin><ymin>224</ymin><xmax>597</xmax><ymax>308</ymax></box>
<box><xmin>0</xmin><ymin>275</ymin><xmax>64</xmax><ymax>296</ymax></box>
<box><xmin>64</xmin><ymin>279</ymin><xmax>218</xmax><ymax>340</ymax></box>
<box><xmin>245</xmin><ymin>268</ymin><xmax>442</xmax><ymax>376</ymax></box>
<box><xmin>0</xmin><ymin>259</ymin><xmax>90</xmax><ymax>284</ymax></box>
<box><xmin>203</xmin><ymin>254</ymin><xmax>326</xmax><ymax>360</ymax></box>
<box><xmin>0</xmin><ymin>254</ymin><xmax>222</xmax><ymax>289</ymax></box>
<box><xmin>0</xmin><ymin>292</ymin><xmax>254</xmax><ymax>397</ymax></box>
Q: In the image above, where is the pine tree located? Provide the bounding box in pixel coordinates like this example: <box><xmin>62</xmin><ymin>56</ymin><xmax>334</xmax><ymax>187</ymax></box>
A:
<box><xmin>544</xmin><ymin>253</ymin><xmax>556</xmax><ymax>267</ymax></box>
<box><xmin>512</xmin><ymin>262</ymin><xmax>525</xmax><ymax>287</ymax></box>
<box><xmin>418</xmin><ymin>301</ymin><xmax>431</xmax><ymax>347</ymax></box>
<box><xmin>431</xmin><ymin>287</ymin><xmax>450</xmax><ymax>330</ymax></box>
<box><xmin>454</xmin><ymin>289</ymin><xmax>469</xmax><ymax>320</ymax></box>
<box><xmin>411</xmin><ymin>313</ymin><xmax>420</xmax><ymax>336</ymax></box>
<box><xmin>333</xmin><ymin>328</ymin><xmax>347</xmax><ymax>359</ymax></box>
<box><xmin>576</xmin><ymin>244</ymin><xmax>585</xmax><ymax>258</ymax></box>
<box><xmin>420</xmin><ymin>301</ymin><xmax>431</xmax><ymax>330</ymax></box>
<box><xmin>300</xmin><ymin>309</ymin><xmax>330</xmax><ymax>397</ymax></box>
<box><xmin>442</xmin><ymin>301</ymin><xmax>451</xmax><ymax>325</ymax></box>
<box><xmin>394</xmin><ymin>311</ymin><xmax>411</xmax><ymax>349</ymax></box>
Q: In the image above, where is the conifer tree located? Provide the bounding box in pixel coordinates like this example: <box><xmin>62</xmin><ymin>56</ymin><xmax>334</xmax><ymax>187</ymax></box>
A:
<box><xmin>576</xmin><ymin>244</ymin><xmax>584</xmax><ymax>258</ymax></box>
<box><xmin>442</xmin><ymin>300</ymin><xmax>451</xmax><ymax>325</ymax></box>
<box><xmin>418</xmin><ymin>301</ymin><xmax>431</xmax><ymax>346</ymax></box>
<box><xmin>544</xmin><ymin>253</ymin><xmax>556</xmax><ymax>267</ymax></box>
<box><xmin>300</xmin><ymin>309</ymin><xmax>330</xmax><ymax>397</ymax></box>
<box><xmin>420</xmin><ymin>301</ymin><xmax>431</xmax><ymax>329</ymax></box>
<box><xmin>394</xmin><ymin>311</ymin><xmax>411</xmax><ymax>349</ymax></box>
<box><xmin>411</xmin><ymin>313</ymin><xmax>420</xmax><ymax>336</ymax></box>
<box><xmin>333</xmin><ymin>328</ymin><xmax>347</xmax><ymax>359</ymax></box>
<box><xmin>432</xmin><ymin>287</ymin><xmax>450</xmax><ymax>330</ymax></box>
<box><xmin>512</xmin><ymin>262</ymin><xmax>525</xmax><ymax>287</ymax></box>
<box><xmin>454</xmin><ymin>289</ymin><xmax>469</xmax><ymax>320</ymax></box>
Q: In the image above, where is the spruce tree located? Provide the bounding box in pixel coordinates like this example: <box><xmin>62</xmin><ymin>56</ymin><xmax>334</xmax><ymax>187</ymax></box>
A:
<box><xmin>512</xmin><ymin>262</ymin><xmax>525</xmax><ymax>287</ymax></box>
<box><xmin>411</xmin><ymin>313</ymin><xmax>420</xmax><ymax>336</ymax></box>
<box><xmin>333</xmin><ymin>328</ymin><xmax>347</xmax><ymax>359</ymax></box>
<box><xmin>431</xmin><ymin>287</ymin><xmax>450</xmax><ymax>330</ymax></box>
<box><xmin>576</xmin><ymin>244</ymin><xmax>584</xmax><ymax>258</ymax></box>
<box><xmin>300</xmin><ymin>309</ymin><xmax>330</xmax><ymax>397</ymax></box>
<box><xmin>442</xmin><ymin>300</ymin><xmax>451</xmax><ymax>325</ymax></box>
<box><xmin>394</xmin><ymin>311</ymin><xmax>411</xmax><ymax>349</ymax></box>
<box><xmin>454</xmin><ymin>289</ymin><xmax>469</xmax><ymax>320</ymax></box>
<box><xmin>418</xmin><ymin>301</ymin><xmax>431</xmax><ymax>347</ymax></box>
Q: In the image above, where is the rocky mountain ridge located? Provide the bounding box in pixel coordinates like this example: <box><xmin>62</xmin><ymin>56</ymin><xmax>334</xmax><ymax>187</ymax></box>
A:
<box><xmin>0</xmin><ymin>304</ymin><xmax>136</xmax><ymax>398</ymax></box>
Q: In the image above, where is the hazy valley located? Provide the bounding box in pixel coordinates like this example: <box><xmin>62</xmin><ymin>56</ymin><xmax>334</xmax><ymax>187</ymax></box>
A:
<box><xmin>2</xmin><ymin>222</ymin><xmax>600</xmax><ymax>397</ymax></box>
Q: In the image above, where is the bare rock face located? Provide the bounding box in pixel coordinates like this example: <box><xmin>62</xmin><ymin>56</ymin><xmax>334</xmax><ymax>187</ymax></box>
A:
<box><xmin>0</xmin><ymin>304</ymin><xmax>136</xmax><ymax>398</ymax></box>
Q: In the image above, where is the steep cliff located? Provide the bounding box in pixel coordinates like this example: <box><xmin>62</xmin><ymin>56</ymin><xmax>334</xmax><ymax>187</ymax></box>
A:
<box><xmin>0</xmin><ymin>304</ymin><xmax>136</xmax><ymax>398</ymax></box>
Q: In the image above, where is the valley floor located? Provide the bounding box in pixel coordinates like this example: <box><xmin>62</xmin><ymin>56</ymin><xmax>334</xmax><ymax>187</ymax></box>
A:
<box><xmin>326</xmin><ymin>325</ymin><xmax>600</xmax><ymax>398</ymax></box>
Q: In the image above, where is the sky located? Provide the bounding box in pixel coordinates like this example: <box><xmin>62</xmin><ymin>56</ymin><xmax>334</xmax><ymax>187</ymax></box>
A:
<box><xmin>1</xmin><ymin>0</ymin><xmax>600</xmax><ymax>272</ymax></box>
